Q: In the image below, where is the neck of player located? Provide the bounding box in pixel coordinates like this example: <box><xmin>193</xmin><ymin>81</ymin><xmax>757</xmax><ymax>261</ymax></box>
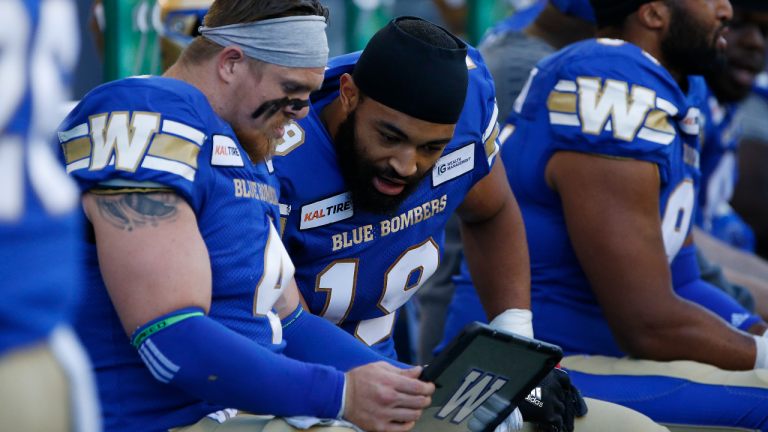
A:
<box><xmin>318</xmin><ymin>96</ymin><xmax>346</xmax><ymax>142</ymax></box>
<box><xmin>597</xmin><ymin>27</ymin><xmax>686</xmax><ymax>86</ymax></box>
<box><xmin>164</xmin><ymin>61</ymin><xmax>237</xmax><ymax>123</ymax></box>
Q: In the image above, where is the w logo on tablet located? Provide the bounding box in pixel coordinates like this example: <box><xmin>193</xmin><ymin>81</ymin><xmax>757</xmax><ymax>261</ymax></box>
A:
<box><xmin>435</xmin><ymin>369</ymin><xmax>509</xmax><ymax>424</ymax></box>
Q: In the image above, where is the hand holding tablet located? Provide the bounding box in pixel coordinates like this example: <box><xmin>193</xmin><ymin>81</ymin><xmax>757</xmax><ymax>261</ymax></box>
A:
<box><xmin>415</xmin><ymin>322</ymin><xmax>563</xmax><ymax>432</ymax></box>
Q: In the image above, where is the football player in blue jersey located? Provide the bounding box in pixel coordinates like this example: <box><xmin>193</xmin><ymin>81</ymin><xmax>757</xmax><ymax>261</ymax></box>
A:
<box><xmin>734</xmin><ymin>65</ymin><xmax>768</xmax><ymax>262</ymax></box>
<box><xmin>692</xmin><ymin>0</ymin><xmax>768</xmax><ymax>320</ymax></box>
<box><xmin>272</xmin><ymin>15</ymin><xmax>670</xmax><ymax>432</ymax></box>
<box><xmin>440</xmin><ymin>0</ymin><xmax>768</xmax><ymax>429</ymax></box>
<box><xmin>697</xmin><ymin>0</ymin><xmax>768</xmax><ymax>252</ymax></box>
<box><xmin>416</xmin><ymin>0</ymin><xmax>598</xmax><ymax>367</ymax></box>
<box><xmin>480</xmin><ymin>0</ymin><xmax>597</xmax><ymax>122</ymax></box>
<box><xmin>58</xmin><ymin>1</ymin><xmax>438</xmax><ymax>432</ymax></box>
<box><xmin>701</xmin><ymin>1</ymin><xmax>768</xmax><ymax>322</ymax></box>
<box><xmin>0</xmin><ymin>0</ymin><xmax>101</xmax><ymax>431</ymax></box>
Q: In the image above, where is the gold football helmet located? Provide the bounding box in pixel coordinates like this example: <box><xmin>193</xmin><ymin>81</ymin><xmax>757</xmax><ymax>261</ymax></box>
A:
<box><xmin>158</xmin><ymin>0</ymin><xmax>213</xmax><ymax>71</ymax></box>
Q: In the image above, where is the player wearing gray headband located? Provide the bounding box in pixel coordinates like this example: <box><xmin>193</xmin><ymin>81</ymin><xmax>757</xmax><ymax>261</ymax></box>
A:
<box><xmin>62</xmin><ymin>0</ymin><xmax>441</xmax><ymax>431</ymax></box>
<box><xmin>164</xmin><ymin>3</ymin><xmax>333</xmax><ymax>163</ymax></box>
<box><xmin>199</xmin><ymin>15</ymin><xmax>329</xmax><ymax>69</ymax></box>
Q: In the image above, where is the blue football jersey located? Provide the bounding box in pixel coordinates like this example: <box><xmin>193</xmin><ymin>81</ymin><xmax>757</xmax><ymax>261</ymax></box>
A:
<box><xmin>695</xmin><ymin>85</ymin><xmax>755</xmax><ymax>251</ymax></box>
<box><xmin>0</xmin><ymin>0</ymin><xmax>82</xmax><ymax>356</ymax></box>
<box><xmin>457</xmin><ymin>39</ymin><xmax>705</xmax><ymax>357</ymax></box>
<box><xmin>273</xmin><ymin>48</ymin><xmax>501</xmax><ymax>359</ymax></box>
<box><xmin>59</xmin><ymin>76</ymin><xmax>293</xmax><ymax>432</ymax></box>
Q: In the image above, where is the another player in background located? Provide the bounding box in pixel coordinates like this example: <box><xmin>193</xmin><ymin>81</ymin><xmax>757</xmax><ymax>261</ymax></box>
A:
<box><xmin>440</xmin><ymin>0</ymin><xmax>768</xmax><ymax>429</ymax></box>
<box><xmin>481</xmin><ymin>0</ymin><xmax>596</xmax><ymax>121</ymax></box>
<box><xmin>727</xmin><ymin>6</ymin><xmax>768</xmax><ymax>317</ymax></box>
<box><xmin>58</xmin><ymin>1</ymin><xmax>434</xmax><ymax>431</ymax></box>
<box><xmin>738</xmin><ymin>69</ymin><xmax>768</xmax><ymax>220</ymax></box>
<box><xmin>0</xmin><ymin>0</ymin><xmax>101</xmax><ymax>431</ymax></box>
<box><xmin>692</xmin><ymin>0</ymin><xmax>768</xmax><ymax>320</ymax></box>
<box><xmin>697</xmin><ymin>0</ymin><xmax>768</xmax><ymax>252</ymax></box>
<box><xmin>417</xmin><ymin>0</ymin><xmax>597</xmax><ymax>366</ymax></box>
<box><xmin>273</xmin><ymin>16</ymin><xmax>665</xmax><ymax>432</ymax></box>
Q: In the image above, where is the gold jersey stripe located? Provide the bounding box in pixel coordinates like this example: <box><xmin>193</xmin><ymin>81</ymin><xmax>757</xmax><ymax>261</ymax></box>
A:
<box><xmin>485</xmin><ymin>123</ymin><xmax>500</xmax><ymax>158</ymax></box>
<box><xmin>61</xmin><ymin>136</ymin><xmax>92</xmax><ymax>164</ymax></box>
<box><xmin>547</xmin><ymin>91</ymin><xmax>578</xmax><ymax>114</ymax></box>
<box><xmin>589</xmin><ymin>153</ymin><xmax>637</xmax><ymax>162</ymax></box>
<box><xmin>644</xmin><ymin>109</ymin><xmax>676</xmax><ymax>134</ymax></box>
<box><xmin>148</xmin><ymin>133</ymin><xmax>201</xmax><ymax>168</ymax></box>
<box><xmin>88</xmin><ymin>187</ymin><xmax>174</xmax><ymax>195</ymax></box>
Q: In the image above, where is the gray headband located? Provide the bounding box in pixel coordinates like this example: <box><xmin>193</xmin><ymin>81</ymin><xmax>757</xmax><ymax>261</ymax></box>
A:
<box><xmin>199</xmin><ymin>15</ymin><xmax>329</xmax><ymax>68</ymax></box>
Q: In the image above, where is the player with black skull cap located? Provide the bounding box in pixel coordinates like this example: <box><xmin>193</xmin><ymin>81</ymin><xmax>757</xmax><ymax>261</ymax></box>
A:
<box><xmin>272</xmin><ymin>15</ymin><xmax>667</xmax><ymax>432</ymax></box>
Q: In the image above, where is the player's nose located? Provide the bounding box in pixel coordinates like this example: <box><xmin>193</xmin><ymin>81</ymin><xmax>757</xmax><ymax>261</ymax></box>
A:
<box><xmin>390</xmin><ymin>148</ymin><xmax>418</xmax><ymax>178</ymax></box>
<box><xmin>740</xmin><ymin>23</ymin><xmax>768</xmax><ymax>53</ymax></box>
<box><xmin>716</xmin><ymin>0</ymin><xmax>733</xmax><ymax>22</ymax></box>
<box><xmin>283</xmin><ymin>104</ymin><xmax>308</xmax><ymax>121</ymax></box>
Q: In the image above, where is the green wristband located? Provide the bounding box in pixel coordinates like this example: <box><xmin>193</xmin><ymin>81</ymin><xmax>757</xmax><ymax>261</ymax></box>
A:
<box><xmin>132</xmin><ymin>311</ymin><xmax>204</xmax><ymax>349</ymax></box>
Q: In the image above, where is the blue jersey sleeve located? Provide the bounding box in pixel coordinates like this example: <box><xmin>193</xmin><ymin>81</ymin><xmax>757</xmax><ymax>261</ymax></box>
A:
<box><xmin>58</xmin><ymin>79</ymin><xmax>214</xmax><ymax>212</ymax></box>
<box><xmin>537</xmin><ymin>41</ymin><xmax>687</xmax><ymax>180</ymax></box>
<box><xmin>465</xmin><ymin>48</ymin><xmax>502</xmax><ymax>188</ymax></box>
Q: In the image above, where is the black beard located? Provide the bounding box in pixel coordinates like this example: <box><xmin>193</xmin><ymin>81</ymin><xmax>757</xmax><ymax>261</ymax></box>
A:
<box><xmin>661</xmin><ymin>3</ymin><xmax>728</xmax><ymax>77</ymax></box>
<box><xmin>334</xmin><ymin>110</ymin><xmax>429</xmax><ymax>215</ymax></box>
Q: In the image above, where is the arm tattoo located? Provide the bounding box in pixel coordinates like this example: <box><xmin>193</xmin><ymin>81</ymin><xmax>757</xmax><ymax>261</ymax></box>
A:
<box><xmin>94</xmin><ymin>193</ymin><xmax>180</xmax><ymax>231</ymax></box>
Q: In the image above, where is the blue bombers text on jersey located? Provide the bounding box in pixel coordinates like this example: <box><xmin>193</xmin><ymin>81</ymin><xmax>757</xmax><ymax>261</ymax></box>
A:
<box><xmin>59</xmin><ymin>76</ymin><xmax>293</xmax><ymax>432</ymax></box>
<box><xmin>0</xmin><ymin>0</ymin><xmax>82</xmax><ymax>356</ymax></box>
<box><xmin>272</xmin><ymin>47</ymin><xmax>502</xmax><ymax>359</ymax></box>
<box><xmin>695</xmin><ymin>85</ymin><xmax>755</xmax><ymax>251</ymax></box>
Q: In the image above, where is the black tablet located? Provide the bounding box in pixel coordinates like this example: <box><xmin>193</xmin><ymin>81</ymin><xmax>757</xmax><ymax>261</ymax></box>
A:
<box><xmin>415</xmin><ymin>322</ymin><xmax>562</xmax><ymax>432</ymax></box>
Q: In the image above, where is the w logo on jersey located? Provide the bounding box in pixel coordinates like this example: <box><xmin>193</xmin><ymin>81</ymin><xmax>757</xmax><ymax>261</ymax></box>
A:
<box><xmin>90</xmin><ymin>112</ymin><xmax>161</xmax><ymax>171</ymax></box>
<box><xmin>435</xmin><ymin>369</ymin><xmax>508</xmax><ymax>424</ymax></box>
<box><xmin>578</xmin><ymin>78</ymin><xmax>655</xmax><ymax>141</ymax></box>
<box><xmin>547</xmin><ymin>77</ymin><xmax>679</xmax><ymax>146</ymax></box>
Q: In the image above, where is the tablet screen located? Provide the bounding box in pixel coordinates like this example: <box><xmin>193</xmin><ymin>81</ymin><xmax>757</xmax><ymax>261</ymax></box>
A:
<box><xmin>415</xmin><ymin>328</ymin><xmax>560</xmax><ymax>432</ymax></box>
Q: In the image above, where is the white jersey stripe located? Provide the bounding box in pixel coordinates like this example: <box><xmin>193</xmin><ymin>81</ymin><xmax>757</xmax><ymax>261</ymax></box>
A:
<box><xmin>141</xmin><ymin>155</ymin><xmax>196</xmax><ymax>181</ymax></box>
<box><xmin>162</xmin><ymin>120</ymin><xmax>205</xmax><ymax>146</ymax></box>
<box><xmin>637</xmin><ymin>127</ymin><xmax>676</xmax><ymax>145</ymax></box>
<box><xmin>58</xmin><ymin>123</ymin><xmax>88</xmax><ymax>142</ymax></box>
<box><xmin>549</xmin><ymin>112</ymin><xmax>581</xmax><ymax>127</ymax></box>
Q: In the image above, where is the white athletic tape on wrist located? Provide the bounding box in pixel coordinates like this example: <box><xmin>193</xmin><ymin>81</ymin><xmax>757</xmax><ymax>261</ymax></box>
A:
<box><xmin>338</xmin><ymin>374</ymin><xmax>347</xmax><ymax>419</ymax></box>
<box><xmin>490</xmin><ymin>309</ymin><xmax>534</xmax><ymax>339</ymax></box>
<box><xmin>754</xmin><ymin>334</ymin><xmax>768</xmax><ymax>370</ymax></box>
<box><xmin>510</xmin><ymin>407</ymin><xmax>523</xmax><ymax>431</ymax></box>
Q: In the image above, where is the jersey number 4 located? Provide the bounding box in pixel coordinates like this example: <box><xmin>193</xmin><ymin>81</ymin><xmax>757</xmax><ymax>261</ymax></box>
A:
<box><xmin>253</xmin><ymin>222</ymin><xmax>295</xmax><ymax>344</ymax></box>
<box><xmin>315</xmin><ymin>238</ymin><xmax>440</xmax><ymax>346</ymax></box>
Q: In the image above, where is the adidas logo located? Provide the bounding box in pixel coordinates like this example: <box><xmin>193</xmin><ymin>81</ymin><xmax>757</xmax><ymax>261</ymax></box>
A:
<box><xmin>732</xmin><ymin>313</ymin><xmax>751</xmax><ymax>328</ymax></box>
<box><xmin>525</xmin><ymin>387</ymin><xmax>543</xmax><ymax>408</ymax></box>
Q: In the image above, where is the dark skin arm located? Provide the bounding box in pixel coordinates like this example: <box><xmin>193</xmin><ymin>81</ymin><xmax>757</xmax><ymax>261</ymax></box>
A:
<box><xmin>455</xmin><ymin>158</ymin><xmax>531</xmax><ymax>321</ymax></box>
<box><xmin>546</xmin><ymin>151</ymin><xmax>757</xmax><ymax>370</ymax></box>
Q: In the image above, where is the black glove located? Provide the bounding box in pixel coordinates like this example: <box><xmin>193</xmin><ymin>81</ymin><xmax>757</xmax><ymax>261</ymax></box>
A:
<box><xmin>518</xmin><ymin>368</ymin><xmax>588</xmax><ymax>432</ymax></box>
